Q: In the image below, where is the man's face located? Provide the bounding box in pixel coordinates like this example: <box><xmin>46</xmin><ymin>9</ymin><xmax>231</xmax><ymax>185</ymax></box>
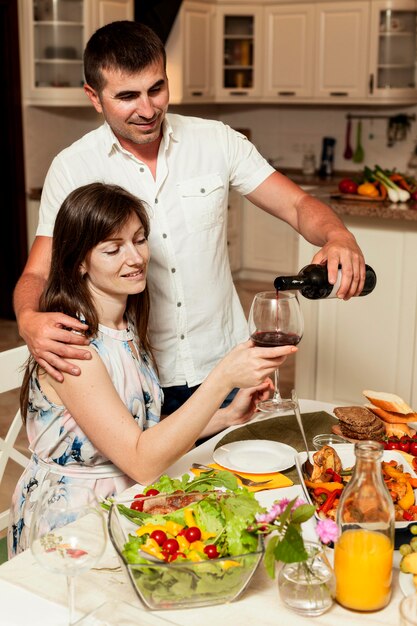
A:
<box><xmin>84</xmin><ymin>57</ymin><xmax>169</xmax><ymax>149</ymax></box>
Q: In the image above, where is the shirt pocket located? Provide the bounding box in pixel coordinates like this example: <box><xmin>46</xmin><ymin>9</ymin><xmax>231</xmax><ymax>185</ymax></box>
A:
<box><xmin>177</xmin><ymin>173</ymin><xmax>225</xmax><ymax>233</ymax></box>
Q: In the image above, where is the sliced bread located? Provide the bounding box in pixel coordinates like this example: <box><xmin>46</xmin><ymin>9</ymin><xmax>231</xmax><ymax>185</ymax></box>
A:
<box><xmin>364</xmin><ymin>403</ymin><xmax>417</xmax><ymax>424</ymax></box>
<box><xmin>362</xmin><ymin>390</ymin><xmax>414</xmax><ymax>415</ymax></box>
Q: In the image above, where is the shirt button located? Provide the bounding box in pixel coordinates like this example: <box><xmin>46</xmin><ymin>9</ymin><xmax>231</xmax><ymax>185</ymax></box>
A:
<box><xmin>162</xmin><ymin>233</ymin><xmax>167</xmax><ymax>239</ymax></box>
<box><xmin>177</xmin><ymin>302</ymin><xmax>182</xmax><ymax>307</ymax></box>
<box><xmin>200</xmin><ymin>188</ymin><xmax>205</xmax><ymax>194</ymax></box>
<box><xmin>139</xmin><ymin>167</ymin><xmax>145</xmax><ymax>173</ymax></box>
<box><xmin>171</xmin><ymin>268</ymin><xmax>176</xmax><ymax>273</ymax></box>
<box><xmin>155</xmin><ymin>198</ymin><xmax>158</xmax><ymax>204</ymax></box>
<box><xmin>180</xmin><ymin>334</ymin><xmax>185</xmax><ymax>340</ymax></box>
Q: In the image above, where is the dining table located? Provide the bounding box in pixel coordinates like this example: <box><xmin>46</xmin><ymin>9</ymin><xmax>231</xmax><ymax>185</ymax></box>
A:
<box><xmin>0</xmin><ymin>399</ymin><xmax>406</xmax><ymax>625</ymax></box>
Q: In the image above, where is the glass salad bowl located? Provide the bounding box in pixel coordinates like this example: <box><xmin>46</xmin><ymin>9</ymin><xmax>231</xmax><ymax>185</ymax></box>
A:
<box><xmin>107</xmin><ymin>491</ymin><xmax>264</xmax><ymax>610</ymax></box>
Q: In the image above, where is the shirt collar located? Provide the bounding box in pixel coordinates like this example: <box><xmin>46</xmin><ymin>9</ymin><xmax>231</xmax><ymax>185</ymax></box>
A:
<box><xmin>102</xmin><ymin>116</ymin><xmax>176</xmax><ymax>158</ymax></box>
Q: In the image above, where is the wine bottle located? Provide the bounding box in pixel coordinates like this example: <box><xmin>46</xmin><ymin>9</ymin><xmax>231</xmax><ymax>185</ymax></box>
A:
<box><xmin>274</xmin><ymin>264</ymin><xmax>376</xmax><ymax>299</ymax></box>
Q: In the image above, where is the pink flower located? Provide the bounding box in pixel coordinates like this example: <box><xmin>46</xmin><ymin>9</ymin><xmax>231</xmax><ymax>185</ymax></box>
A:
<box><xmin>316</xmin><ymin>518</ymin><xmax>339</xmax><ymax>544</ymax></box>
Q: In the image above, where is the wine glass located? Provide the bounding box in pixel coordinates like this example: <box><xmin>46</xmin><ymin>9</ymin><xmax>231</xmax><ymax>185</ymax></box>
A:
<box><xmin>248</xmin><ymin>291</ymin><xmax>304</xmax><ymax>413</ymax></box>
<box><xmin>29</xmin><ymin>484</ymin><xmax>107</xmax><ymax>625</ymax></box>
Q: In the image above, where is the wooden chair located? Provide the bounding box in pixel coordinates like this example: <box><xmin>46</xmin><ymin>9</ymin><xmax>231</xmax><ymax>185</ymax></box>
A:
<box><xmin>0</xmin><ymin>345</ymin><xmax>30</xmax><ymax>533</ymax></box>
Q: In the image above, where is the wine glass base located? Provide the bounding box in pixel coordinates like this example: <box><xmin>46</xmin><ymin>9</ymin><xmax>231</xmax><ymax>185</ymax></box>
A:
<box><xmin>256</xmin><ymin>398</ymin><xmax>296</xmax><ymax>414</ymax></box>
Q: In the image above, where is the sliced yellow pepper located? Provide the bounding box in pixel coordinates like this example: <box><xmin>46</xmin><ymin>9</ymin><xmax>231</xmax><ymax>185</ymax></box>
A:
<box><xmin>201</xmin><ymin>530</ymin><xmax>217</xmax><ymax>541</ymax></box>
<box><xmin>184</xmin><ymin>508</ymin><xmax>196</xmax><ymax>528</ymax></box>
<box><xmin>187</xmin><ymin>550</ymin><xmax>205</xmax><ymax>562</ymax></box>
<box><xmin>136</xmin><ymin>523</ymin><xmax>166</xmax><ymax>537</ymax></box>
<box><xmin>357</xmin><ymin>182</ymin><xmax>379</xmax><ymax>198</ymax></box>
<box><xmin>304</xmin><ymin>480</ymin><xmax>344</xmax><ymax>491</ymax></box>
<box><xmin>189</xmin><ymin>540</ymin><xmax>205</xmax><ymax>552</ymax></box>
<box><xmin>165</xmin><ymin>521</ymin><xmax>184</xmax><ymax>537</ymax></box>
<box><xmin>221</xmin><ymin>560</ymin><xmax>241</xmax><ymax>570</ymax></box>
<box><xmin>399</xmin><ymin>481</ymin><xmax>415</xmax><ymax>511</ymax></box>
<box><xmin>177</xmin><ymin>535</ymin><xmax>190</xmax><ymax>551</ymax></box>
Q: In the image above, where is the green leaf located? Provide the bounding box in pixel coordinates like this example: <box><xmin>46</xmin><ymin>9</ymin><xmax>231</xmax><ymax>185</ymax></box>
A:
<box><xmin>264</xmin><ymin>536</ymin><xmax>279</xmax><ymax>578</ymax></box>
<box><xmin>291</xmin><ymin>504</ymin><xmax>316</xmax><ymax>524</ymax></box>
<box><xmin>274</xmin><ymin>524</ymin><xmax>308</xmax><ymax>564</ymax></box>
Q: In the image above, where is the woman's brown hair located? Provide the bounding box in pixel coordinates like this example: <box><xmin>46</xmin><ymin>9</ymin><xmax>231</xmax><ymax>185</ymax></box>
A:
<box><xmin>20</xmin><ymin>183</ymin><xmax>152</xmax><ymax>420</ymax></box>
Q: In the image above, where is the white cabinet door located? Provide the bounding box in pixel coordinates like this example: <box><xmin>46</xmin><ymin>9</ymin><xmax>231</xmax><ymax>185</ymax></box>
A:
<box><xmin>241</xmin><ymin>198</ymin><xmax>297</xmax><ymax>280</ymax></box>
<box><xmin>167</xmin><ymin>1</ymin><xmax>214</xmax><ymax>103</ymax></box>
<box><xmin>296</xmin><ymin>217</ymin><xmax>417</xmax><ymax>406</ymax></box>
<box><xmin>263</xmin><ymin>3</ymin><xmax>315</xmax><ymax>100</ymax></box>
<box><xmin>368</xmin><ymin>0</ymin><xmax>417</xmax><ymax>103</ymax></box>
<box><xmin>215</xmin><ymin>5</ymin><xmax>263</xmax><ymax>101</ymax></box>
<box><xmin>92</xmin><ymin>0</ymin><xmax>134</xmax><ymax>27</ymax></box>
<box><xmin>314</xmin><ymin>1</ymin><xmax>370</xmax><ymax>101</ymax></box>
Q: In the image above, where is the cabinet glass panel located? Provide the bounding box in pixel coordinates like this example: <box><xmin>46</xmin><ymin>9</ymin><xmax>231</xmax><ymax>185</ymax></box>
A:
<box><xmin>376</xmin><ymin>9</ymin><xmax>417</xmax><ymax>89</ymax></box>
<box><xmin>222</xmin><ymin>15</ymin><xmax>254</xmax><ymax>89</ymax></box>
<box><xmin>33</xmin><ymin>0</ymin><xmax>84</xmax><ymax>88</ymax></box>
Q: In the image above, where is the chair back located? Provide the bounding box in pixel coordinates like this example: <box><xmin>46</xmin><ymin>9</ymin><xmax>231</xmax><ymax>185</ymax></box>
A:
<box><xmin>0</xmin><ymin>345</ymin><xmax>30</xmax><ymax>531</ymax></box>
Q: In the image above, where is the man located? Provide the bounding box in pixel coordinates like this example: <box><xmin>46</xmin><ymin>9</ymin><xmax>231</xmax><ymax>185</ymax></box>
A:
<box><xmin>14</xmin><ymin>21</ymin><xmax>365</xmax><ymax>414</ymax></box>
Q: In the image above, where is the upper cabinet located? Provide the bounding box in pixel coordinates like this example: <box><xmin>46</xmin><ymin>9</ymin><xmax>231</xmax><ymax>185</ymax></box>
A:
<box><xmin>166</xmin><ymin>1</ymin><xmax>215</xmax><ymax>104</ymax></box>
<box><xmin>369</xmin><ymin>0</ymin><xmax>417</xmax><ymax>102</ymax></box>
<box><xmin>19</xmin><ymin>0</ymin><xmax>133</xmax><ymax>106</ymax></box>
<box><xmin>314</xmin><ymin>1</ymin><xmax>370</xmax><ymax>101</ymax></box>
<box><xmin>215</xmin><ymin>5</ymin><xmax>263</xmax><ymax>100</ymax></box>
<box><xmin>263</xmin><ymin>3</ymin><xmax>315</xmax><ymax>99</ymax></box>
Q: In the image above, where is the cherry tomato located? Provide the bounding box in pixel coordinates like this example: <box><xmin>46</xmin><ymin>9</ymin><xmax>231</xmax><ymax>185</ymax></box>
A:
<box><xmin>386</xmin><ymin>441</ymin><xmax>401</xmax><ymax>450</ymax></box>
<box><xmin>177</xmin><ymin>527</ymin><xmax>188</xmax><ymax>536</ymax></box>
<box><xmin>409</xmin><ymin>442</ymin><xmax>417</xmax><ymax>456</ymax></box>
<box><xmin>399</xmin><ymin>436</ymin><xmax>411</xmax><ymax>453</ymax></box>
<box><xmin>162</xmin><ymin>538</ymin><xmax>179</xmax><ymax>555</ymax></box>
<box><xmin>150</xmin><ymin>530</ymin><xmax>167</xmax><ymax>546</ymax></box>
<box><xmin>130</xmin><ymin>493</ymin><xmax>145</xmax><ymax>511</ymax></box>
<box><xmin>168</xmin><ymin>552</ymin><xmax>186</xmax><ymax>562</ymax></box>
<box><xmin>185</xmin><ymin>527</ymin><xmax>202</xmax><ymax>543</ymax></box>
<box><xmin>377</xmin><ymin>440</ymin><xmax>388</xmax><ymax>450</ymax></box>
<box><xmin>145</xmin><ymin>488</ymin><xmax>160</xmax><ymax>497</ymax></box>
<box><xmin>204</xmin><ymin>544</ymin><xmax>219</xmax><ymax>559</ymax></box>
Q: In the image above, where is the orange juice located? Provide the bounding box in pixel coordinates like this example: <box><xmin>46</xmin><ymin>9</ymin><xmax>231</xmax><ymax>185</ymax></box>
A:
<box><xmin>334</xmin><ymin>529</ymin><xmax>393</xmax><ymax>611</ymax></box>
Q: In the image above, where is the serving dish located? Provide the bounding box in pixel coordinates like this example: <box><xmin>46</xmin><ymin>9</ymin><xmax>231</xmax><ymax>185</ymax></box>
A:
<box><xmin>295</xmin><ymin>445</ymin><xmax>417</xmax><ymax>530</ymax></box>
<box><xmin>108</xmin><ymin>492</ymin><xmax>264</xmax><ymax>610</ymax></box>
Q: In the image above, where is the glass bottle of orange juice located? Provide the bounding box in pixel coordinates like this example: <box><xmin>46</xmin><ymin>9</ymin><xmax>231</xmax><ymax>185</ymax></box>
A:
<box><xmin>334</xmin><ymin>440</ymin><xmax>395</xmax><ymax>611</ymax></box>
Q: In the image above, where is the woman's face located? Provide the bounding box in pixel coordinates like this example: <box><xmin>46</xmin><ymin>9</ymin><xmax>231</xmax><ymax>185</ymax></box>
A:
<box><xmin>80</xmin><ymin>213</ymin><xmax>149</xmax><ymax>300</ymax></box>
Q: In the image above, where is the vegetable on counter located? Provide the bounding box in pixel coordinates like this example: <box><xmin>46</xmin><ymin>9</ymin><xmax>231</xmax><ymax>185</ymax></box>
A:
<box><xmin>337</xmin><ymin>166</ymin><xmax>417</xmax><ymax>202</ymax></box>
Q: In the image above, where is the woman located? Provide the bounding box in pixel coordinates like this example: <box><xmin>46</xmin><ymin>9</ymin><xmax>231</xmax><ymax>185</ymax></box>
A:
<box><xmin>8</xmin><ymin>183</ymin><xmax>296</xmax><ymax>556</ymax></box>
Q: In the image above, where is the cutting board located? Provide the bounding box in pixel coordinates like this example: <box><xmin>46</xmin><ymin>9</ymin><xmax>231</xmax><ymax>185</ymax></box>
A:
<box><xmin>330</xmin><ymin>193</ymin><xmax>386</xmax><ymax>202</ymax></box>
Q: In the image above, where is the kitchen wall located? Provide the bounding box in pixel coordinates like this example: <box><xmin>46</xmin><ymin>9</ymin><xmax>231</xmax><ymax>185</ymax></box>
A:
<box><xmin>23</xmin><ymin>102</ymin><xmax>417</xmax><ymax>190</ymax></box>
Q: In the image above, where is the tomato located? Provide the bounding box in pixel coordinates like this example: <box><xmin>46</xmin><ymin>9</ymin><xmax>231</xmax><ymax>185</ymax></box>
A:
<box><xmin>204</xmin><ymin>544</ymin><xmax>219</xmax><ymax>559</ymax></box>
<box><xmin>168</xmin><ymin>552</ymin><xmax>186</xmax><ymax>562</ymax></box>
<box><xmin>145</xmin><ymin>488</ymin><xmax>160</xmax><ymax>497</ymax></box>
<box><xmin>162</xmin><ymin>538</ymin><xmax>180</xmax><ymax>555</ymax></box>
<box><xmin>409</xmin><ymin>442</ymin><xmax>417</xmax><ymax>456</ymax></box>
<box><xmin>130</xmin><ymin>494</ymin><xmax>145</xmax><ymax>511</ymax></box>
<box><xmin>150</xmin><ymin>530</ymin><xmax>167</xmax><ymax>546</ymax></box>
<box><xmin>185</xmin><ymin>527</ymin><xmax>201</xmax><ymax>543</ymax></box>
<box><xmin>386</xmin><ymin>441</ymin><xmax>401</xmax><ymax>450</ymax></box>
<box><xmin>377</xmin><ymin>440</ymin><xmax>388</xmax><ymax>450</ymax></box>
<box><xmin>399</xmin><ymin>436</ymin><xmax>411</xmax><ymax>453</ymax></box>
<box><xmin>338</xmin><ymin>178</ymin><xmax>358</xmax><ymax>195</ymax></box>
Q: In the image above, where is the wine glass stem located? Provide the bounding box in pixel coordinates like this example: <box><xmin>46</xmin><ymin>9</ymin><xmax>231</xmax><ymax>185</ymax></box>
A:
<box><xmin>272</xmin><ymin>368</ymin><xmax>282</xmax><ymax>401</ymax></box>
<box><xmin>67</xmin><ymin>575</ymin><xmax>76</xmax><ymax>625</ymax></box>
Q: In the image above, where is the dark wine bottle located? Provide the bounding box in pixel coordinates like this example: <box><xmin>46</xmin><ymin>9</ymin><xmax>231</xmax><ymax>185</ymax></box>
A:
<box><xmin>274</xmin><ymin>264</ymin><xmax>376</xmax><ymax>299</ymax></box>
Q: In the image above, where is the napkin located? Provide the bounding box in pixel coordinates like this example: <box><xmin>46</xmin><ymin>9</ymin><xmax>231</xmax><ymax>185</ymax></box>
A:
<box><xmin>190</xmin><ymin>463</ymin><xmax>293</xmax><ymax>492</ymax></box>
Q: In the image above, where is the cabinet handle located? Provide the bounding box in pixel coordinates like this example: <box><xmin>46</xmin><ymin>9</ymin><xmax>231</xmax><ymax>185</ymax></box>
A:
<box><xmin>191</xmin><ymin>91</ymin><xmax>203</xmax><ymax>96</ymax></box>
<box><xmin>278</xmin><ymin>91</ymin><xmax>296</xmax><ymax>96</ymax></box>
<box><xmin>369</xmin><ymin>73</ymin><xmax>374</xmax><ymax>94</ymax></box>
<box><xmin>329</xmin><ymin>92</ymin><xmax>348</xmax><ymax>97</ymax></box>
<box><xmin>229</xmin><ymin>91</ymin><xmax>249</xmax><ymax>96</ymax></box>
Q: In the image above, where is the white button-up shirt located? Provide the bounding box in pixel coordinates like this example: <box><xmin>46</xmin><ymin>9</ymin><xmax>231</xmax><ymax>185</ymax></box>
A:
<box><xmin>37</xmin><ymin>114</ymin><xmax>275</xmax><ymax>386</ymax></box>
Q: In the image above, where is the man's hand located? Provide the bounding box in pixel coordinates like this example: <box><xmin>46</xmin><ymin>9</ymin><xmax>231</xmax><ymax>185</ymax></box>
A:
<box><xmin>311</xmin><ymin>232</ymin><xmax>366</xmax><ymax>300</ymax></box>
<box><xmin>18</xmin><ymin>310</ymin><xmax>91</xmax><ymax>382</ymax></box>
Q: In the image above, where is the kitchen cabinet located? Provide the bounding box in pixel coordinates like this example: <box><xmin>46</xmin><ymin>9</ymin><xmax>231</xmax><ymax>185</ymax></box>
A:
<box><xmin>166</xmin><ymin>1</ymin><xmax>215</xmax><ymax>103</ymax></box>
<box><xmin>18</xmin><ymin>0</ymin><xmax>133</xmax><ymax>106</ymax></box>
<box><xmin>227</xmin><ymin>189</ymin><xmax>242</xmax><ymax>273</ymax></box>
<box><xmin>295</xmin><ymin>216</ymin><xmax>417</xmax><ymax>407</ymax></box>
<box><xmin>314</xmin><ymin>1</ymin><xmax>370</xmax><ymax>101</ymax></box>
<box><xmin>263</xmin><ymin>3</ymin><xmax>315</xmax><ymax>100</ymax></box>
<box><xmin>368</xmin><ymin>0</ymin><xmax>417</xmax><ymax>102</ymax></box>
<box><xmin>215</xmin><ymin>4</ymin><xmax>263</xmax><ymax>100</ymax></box>
<box><xmin>240</xmin><ymin>198</ymin><xmax>298</xmax><ymax>282</ymax></box>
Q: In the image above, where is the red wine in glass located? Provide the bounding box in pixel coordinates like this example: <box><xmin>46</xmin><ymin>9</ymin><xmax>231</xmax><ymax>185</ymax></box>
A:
<box><xmin>251</xmin><ymin>330</ymin><xmax>301</xmax><ymax>348</ymax></box>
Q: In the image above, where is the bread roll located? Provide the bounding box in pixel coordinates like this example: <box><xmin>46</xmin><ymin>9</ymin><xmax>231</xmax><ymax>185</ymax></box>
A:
<box><xmin>385</xmin><ymin>423</ymin><xmax>416</xmax><ymax>438</ymax></box>
<box><xmin>364</xmin><ymin>403</ymin><xmax>417</xmax><ymax>424</ymax></box>
<box><xmin>362</xmin><ymin>390</ymin><xmax>414</xmax><ymax>415</ymax></box>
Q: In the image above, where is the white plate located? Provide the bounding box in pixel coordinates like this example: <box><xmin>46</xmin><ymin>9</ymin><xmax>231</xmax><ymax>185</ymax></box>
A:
<box><xmin>295</xmin><ymin>446</ymin><xmax>416</xmax><ymax>530</ymax></box>
<box><xmin>399</xmin><ymin>571</ymin><xmax>415</xmax><ymax>597</ymax></box>
<box><xmin>213</xmin><ymin>440</ymin><xmax>296</xmax><ymax>474</ymax></box>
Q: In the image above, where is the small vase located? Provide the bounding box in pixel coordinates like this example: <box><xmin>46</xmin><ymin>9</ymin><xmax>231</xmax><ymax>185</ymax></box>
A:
<box><xmin>278</xmin><ymin>541</ymin><xmax>335</xmax><ymax>616</ymax></box>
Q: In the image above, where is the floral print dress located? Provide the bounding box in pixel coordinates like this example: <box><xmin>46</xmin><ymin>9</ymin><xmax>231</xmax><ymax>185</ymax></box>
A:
<box><xmin>8</xmin><ymin>324</ymin><xmax>162</xmax><ymax>557</ymax></box>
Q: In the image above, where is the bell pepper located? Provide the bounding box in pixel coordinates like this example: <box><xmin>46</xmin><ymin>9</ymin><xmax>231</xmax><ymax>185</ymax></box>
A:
<box><xmin>325</xmin><ymin>468</ymin><xmax>342</xmax><ymax>483</ymax></box>
<box><xmin>399</xmin><ymin>481</ymin><xmax>415</xmax><ymax>511</ymax></box>
<box><xmin>317</xmin><ymin>488</ymin><xmax>343</xmax><ymax>515</ymax></box>
<box><xmin>305</xmin><ymin>479</ymin><xmax>344</xmax><ymax>491</ymax></box>
<box><xmin>357</xmin><ymin>182</ymin><xmax>380</xmax><ymax>198</ymax></box>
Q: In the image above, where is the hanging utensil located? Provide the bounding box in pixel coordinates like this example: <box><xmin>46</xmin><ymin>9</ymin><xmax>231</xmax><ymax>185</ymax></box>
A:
<box><xmin>353</xmin><ymin>121</ymin><xmax>364</xmax><ymax>163</ymax></box>
<box><xmin>343</xmin><ymin>119</ymin><xmax>353</xmax><ymax>159</ymax></box>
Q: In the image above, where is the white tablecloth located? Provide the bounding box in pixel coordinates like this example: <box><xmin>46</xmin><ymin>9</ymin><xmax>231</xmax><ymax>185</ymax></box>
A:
<box><xmin>0</xmin><ymin>400</ymin><xmax>404</xmax><ymax>625</ymax></box>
